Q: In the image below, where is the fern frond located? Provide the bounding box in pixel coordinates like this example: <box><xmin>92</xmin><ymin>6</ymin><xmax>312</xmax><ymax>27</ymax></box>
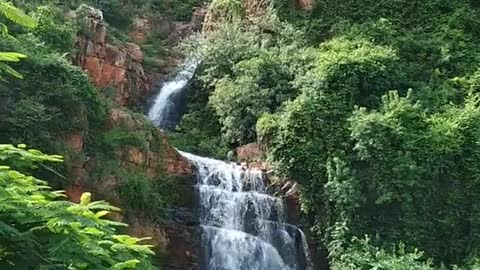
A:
<box><xmin>0</xmin><ymin>62</ymin><xmax>23</xmax><ymax>79</ymax></box>
<box><xmin>0</xmin><ymin>52</ymin><xmax>26</xmax><ymax>62</ymax></box>
<box><xmin>0</xmin><ymin>1</ymin><xmax>37</xmax><ymax>28</ymax></box>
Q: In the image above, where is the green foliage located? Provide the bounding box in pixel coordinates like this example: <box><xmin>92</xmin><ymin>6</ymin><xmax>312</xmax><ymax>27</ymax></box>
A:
<box><xmin>0</xmin><ymin>51</ymin><xmax>26</xmax><ymax>79</ymax></box>
<box><xmin>2</xmin><ymin>0</ymin><xmax>480</xmax><ymax>269</ymax></box>
<box><xmin>332</xmin><ymin>237</ymin><xmax>434</xmax><ymax>270</ymax></box>
<box><xmin>169</xmin><ymin>78</ymin><xmax>229</xmax><ymax>159</ymax></box>
<box><xmin>0</xmin><ymin>1</ymin><xmax>37</xmax><ymax>80</ymax></box>
<box><xmin>455</xmin><ymin>258</ymin><xmax>480</xmax><ymax>270</ymax></box>
<box><xmin>183</xmin><ymin>0</ymin><xmax>480</xmax><ymax>268</ymax></box>
<box><xmin>345</xmin><ymin>91</ymin><xmax>480</xmax><ymax>264</ymax></box>
<box><xmin>151</xmin><ymin>0</ymin><xmax>204</xmax><ymax>21</ymax></box>
<box><xmin>32</xmin><ymin>6</ymin><xmax>76</xmax><ymax>53</ymax></box>
<box><xmin>82</xmin><ymin>111</ymin><xmax>177</xmax><ymax>221</ymax></box>
<box><xmin>0</xmin><ymin>34</ymin><xmax>107</xmax><ymax>153</ymax></box>
<box><xmin>207</xmin><ymin>0</ymin><xmax>245</xmax><ymax>22</ymax></box>
<box><xmin>260</xmin><ymin>86</ymin><xmax>480</xmax><ymax>266</ymax></box>
<box><xmin>118</xmin><ymin>171</ymin><xmax>179</xmax><ymax>221</ymax></box>
<box><xmin>257</xmin><ymin>36</ymin><xmax>400</xmax><ymax>214</ymax></box>
<box><xmin>0</xmin><ymin>144</ymin><xmax>155</xmax><ymax>269</ymax></box>
<box><xmin>0</xmin><ymin>1</ymin><xmax>37</xmax><ymax>29</ymax></box>
<box><xmin>183</xmin><ymin>14</ymin><xmax>306</xmax><ymax>84</ymax></box>
<box><xmin>169</xmin><ymin>111</ymin><xmax>229</xmax><ymax>159</ymax></box>
<box><xmin>141</xmin><ymin>32</ymin><xmax>169</xmax><ymax>73</ymax></box>
<box><xmin>100</xmin><ymin>128</ymin><xmax>150</xmax><ymax>153</ymax></box>
<box><xmin>210</xmin><ymin>46</ymin><xmax>314</xmax><ymax>143</ymax></box>
<box><xmin>182</xmin><ymin>15</ymin><xmax>309</xmax><ymax>144</ymax></box>
<box><xmin>96</xmin><ymin>0</ymin><xmax>133</xmax><ymax>30</ymax></box>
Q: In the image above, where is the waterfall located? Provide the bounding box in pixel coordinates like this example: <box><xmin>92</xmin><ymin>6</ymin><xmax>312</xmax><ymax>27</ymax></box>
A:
<box><xmin>146</xmin><ymin>62</ymin><xmax>313</xmax><ymax>270</ymax></box>
<box><xmin>147</xmin><ymin>61</ymin><xmax>197</xmax><ymax>129</ymax></box>
<box><xmin>179</xmin><ymin>151</ymin><xmax>313</xmax><ymax>270</ymax></box>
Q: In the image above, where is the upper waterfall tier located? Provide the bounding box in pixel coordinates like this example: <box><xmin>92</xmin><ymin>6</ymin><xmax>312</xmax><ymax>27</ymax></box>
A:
<box><xmin>179</xmin><ymin>151</ymin><xmax>312</xmax><ymax>270</ymax></box>
<box><xmin>147</xmin><ymin>61</ymin><xmax>197</xmax><ymax>129</ymax></box>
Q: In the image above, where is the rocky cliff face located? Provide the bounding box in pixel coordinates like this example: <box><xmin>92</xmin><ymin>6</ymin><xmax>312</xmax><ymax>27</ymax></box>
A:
<box><xmin>129</xmin><ymin>9</ymin><xmax>205</xmax><ymax>46</ymax></box>
<box><xmin>74</xmin><ymin>6</ymin><xmax>206</xmax><ymax>108</ymax></box>
<box><xmin>63</xmin><ymin>105</ymin><xmax>198</xmax><ymax>269</ymax></box>
<box><xmin>74</xmin><ymin>6</ymin><xmax>149</xmax><ymax>106</ymax></box>
<box><xmin>66</xmin><ymin>6</ymin><xmax>202</xmax><ymax>269</ymax></box>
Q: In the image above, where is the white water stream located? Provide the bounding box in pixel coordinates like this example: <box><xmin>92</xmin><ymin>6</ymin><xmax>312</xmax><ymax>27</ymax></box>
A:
<box><xmin>147</xmin><ymin>64</ymin><xmax>313</xmax><ymax>270</ymax></box>
<box><xmin>147</xmin><ymin>61</ymin><xmax>197</xmax><ymax>129</ymax></box>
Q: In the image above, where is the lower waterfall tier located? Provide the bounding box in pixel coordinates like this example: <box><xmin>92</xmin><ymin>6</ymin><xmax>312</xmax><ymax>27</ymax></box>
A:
<box><xmin>180</xmin><ymin>151</ymin><xmax>312</xmax><ymax>270</ymax></box>
<box><xmin>201</xmin><ymin>226</ymin><xmax>291</xmax><ymax>270</ymax></box>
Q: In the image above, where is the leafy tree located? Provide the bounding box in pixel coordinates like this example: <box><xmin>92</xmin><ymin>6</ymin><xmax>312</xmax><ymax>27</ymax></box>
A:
<box><xmin>32</xmin><ymin>6</ymin><xmax>76</xmax><ymax>53</ymax></box>
<box><xmin>345</xmin><ymin>91</ymin><xmax>480</xmax><ymax>264</ymax></box>
<box><xmin>169</xmin><ymin>78</ymin><xmax>230</xmax><ymax>159</ymax></box>
<box><xmin>0</xmin><ymin>144</ymin><xmax>155</xmax><ymax>269</ymax></box>
<box><xmin>181</xmin><ymin>15</ymin><xmax>309</xmax><ymax>144</ymax></box>
<box><xmin>210</xmin><ymin>46</ymin><xmax>314</xmax><ymax>143</ymax></box>
<box><xmin>257</xmin><ymin>36</ymin><xmax>400</xmax><ymax>216</ymax></box>
<box><xmin>251</xmin><ymin>1</ymin><xmax>480</xmax><ymax>268</ymax></box>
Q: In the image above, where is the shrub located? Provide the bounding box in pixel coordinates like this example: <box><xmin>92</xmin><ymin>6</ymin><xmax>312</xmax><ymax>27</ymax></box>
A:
<box><xmin>32</xmin><ymin>5</ymin><xmax>76</xmax><ymax>53</ymax></box>
<box><xmin>0</xmin><ymin>144</ymin><xmax>155</xmax><ymax>269</ymax></box>
<box><xmin>118</xmin><ymin>171</ymin><xmax>179</xmax><ymax>221</ymax></box>
<box><xmin>332</xmin><ymin>237</ymin><xmax>434</xmax><ymax>270</ymax></box>
<box><xmin>100</xmin><ymin>128</ymin><xmax>150</xmax><ymax>153</ymax></box>
<box><xmin>0</xmin><ymin>35</ymin><xmax>107</xmax><ymax>153</ymax></box>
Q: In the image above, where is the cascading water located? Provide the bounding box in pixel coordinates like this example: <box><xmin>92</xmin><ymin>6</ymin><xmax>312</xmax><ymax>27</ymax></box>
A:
<box><xmin>147</xmin><ymin>63</ymin><xmax>312</xmax><ymax>270</ymax></box>
<box><xmin>180</xmin><ymin>152</ymin><xmax>313</xmax><ymax>270</ymax></box>
<box><xmin>147</xmin><ymin>61</ymin><xmax>197</xmax><ymax>129</ymax></box>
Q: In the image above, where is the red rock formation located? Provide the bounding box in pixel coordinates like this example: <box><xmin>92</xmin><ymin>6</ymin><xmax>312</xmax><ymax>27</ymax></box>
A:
<box><xmin>127</xmin><ymin>218</ymin><xmax>169</xmax><ymax>253</ymax></box>
<box><xmin>162</xmin><ymin>137</ymin><xmax>193</xmax><ymax>175</ymax></box>
<box><xmin>146</xmin><ymin>151</ymin><xmax>161</xmax><ymax>178</ymax></box>
<box><xmin>63</xmin><ymin>131</ymin><xmax>90</xmax><ymax>202</ymax></box>
<box><xmin>297</xmin><ymin>0</ymin><xmax>314</xmax><ymax>10</ymax></box>
<box><xmin>65</xmin><ymin>184</ymin><xmax>86</xmax><ymax>203</ymax></box>
<box><xmin>129</xmin><ymin>11</ymin><xmax>205</xmax><ymax>46</ymax></box>
<box><xmin>236</xmin><ymin>143</ymin><xmax>270</xmax><ymax>170</ymax></box>
<box><xmin>75</xmin><ymin>6</ymin><xmax>149</xmax><ymax>106</ymax></box>
<box><xmin>108</xmin><ymin>108</ymin><xmax>138</xmax><ymax>129</ymax></box>
<box><xmin>127</xmin><ymin>147</ymin><xmax>146</xmax><ymax>165</ymax></box>
<box><xmin>128</xmin><ymin>12</ymin><xmax>206</xmax><ymax>93</ymax></box>
<box><xmin>64</xmin><ymin>107</ymin><xmax>194</xmax><ymax>202</ymax></box>
<box><xmin>236</xmin><ymin>143</ymin><xmax>264</xmax><ymax>162</ymax></box>
<box><xmin>129</xmin><ymin>16</ymin><xmax>175</xmax><ymax>44</ymax></box>
<box><xmin>64</xmin><ymin>132</ymin><xmax>85</xmax><ymax>153</ymax></box>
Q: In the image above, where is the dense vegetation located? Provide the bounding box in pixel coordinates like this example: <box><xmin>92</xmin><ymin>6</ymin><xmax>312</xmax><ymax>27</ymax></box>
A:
<box><xmin>2</xmin><ymin>0</ymin><xmax>480</xmax><ymax>268</ymax></box>
<box><xmin>177</xmin><ymin>0</ymin><xmax>480</xmax><ymax>268</ymax></box>
<box><xmin>0</xmin><ymin>0</ymin><xmax>198</xmax><ymax>268</ymax></box>
<box><xmin>0</xmin><ymin>144</ymin><xmax>155</xmax><ymax>269</ymax></box>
